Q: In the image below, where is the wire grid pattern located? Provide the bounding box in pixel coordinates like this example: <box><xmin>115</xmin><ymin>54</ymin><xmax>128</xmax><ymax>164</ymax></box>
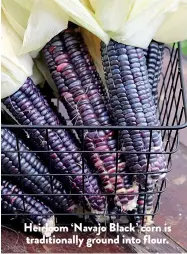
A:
<box><xmin>1</xmin><ymin>43</ymin><xmax>187</xmax><ymax>226</ymax></box>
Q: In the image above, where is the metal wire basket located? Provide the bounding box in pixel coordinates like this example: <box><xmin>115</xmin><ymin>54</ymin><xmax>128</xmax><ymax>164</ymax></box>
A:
<box><xmin>1</xmin><ymin>42</ymin><xmax>187</xmax><ymax>227</ymax></box>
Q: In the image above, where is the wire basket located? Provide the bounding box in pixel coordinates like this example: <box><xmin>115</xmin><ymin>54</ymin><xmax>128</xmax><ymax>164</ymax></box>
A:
<box><xmin>1</xmin><ymin>42</ymin><xmax>187</xmax><ymax>228</ymax></box>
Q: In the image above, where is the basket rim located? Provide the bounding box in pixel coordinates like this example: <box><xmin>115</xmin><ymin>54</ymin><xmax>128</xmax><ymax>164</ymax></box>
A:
<box><xmin>1</xmin><ymin>122</ymin><xmax>187</xmax><ymax>130</ymax></box>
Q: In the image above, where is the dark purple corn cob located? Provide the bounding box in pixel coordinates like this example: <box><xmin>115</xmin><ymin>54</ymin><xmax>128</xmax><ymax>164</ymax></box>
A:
<box><xmin>134</xmin><ymin>183</ymin><xmax>155</xmax><ymax>226</ymax></box>
<box><xmin>43</xmin><ymin>29</ymin><xmax>138</xmax><ymax>211</ymax></box>
<box><xmin>3</xmin><ymin>78</ymin><xmax>105</xmax><ymax>214</ymax></box>
<box><xmin>101</xmin><ymin>40</ymin><xmax>166</xmax><ymax>225</ymax></box>
<box><xmin>22</xmin><ymin>82</ymin><xmax>80</xmax><ymax>148</ymax></box>
<box><xmin>75</xmin><ymin>29</ymin><xmax>112</xmax><ymax>115</ymax></box>
<box><xmin>1</xmin><ymin>179</ymin><xmax>55</xmax><ymax>235</ymax></box>
<box><xmin>101</xmin><ymin>40</ymin><xmax>167</xmax><ymax>185</ymax></box>
<box><xmin>145</xmin><ymin>41</ymin><xmax>165</xmax><ymax>107</ymax></box>
<box><xmin>1</xmin><ymin>128</ymin><xmax>76</xmax><ymax>212</ymax></box>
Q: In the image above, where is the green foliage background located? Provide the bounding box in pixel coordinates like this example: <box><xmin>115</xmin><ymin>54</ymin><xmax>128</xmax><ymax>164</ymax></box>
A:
<box><xmin>181</xmin><ymin>41</ymin><xmax>187</xmax><ymax>55</ymax></box>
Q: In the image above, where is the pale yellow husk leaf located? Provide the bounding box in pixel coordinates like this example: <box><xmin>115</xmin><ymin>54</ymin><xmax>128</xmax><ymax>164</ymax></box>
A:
<box><xmin>1</xmin><ymin>12</ymin><xmax>44</xmax><ymax>99</ymax></box>
<box><xmin>2</xmin><ymin>0</ymin><xmax>109</xmax><ymax>56</ymax></box>
<box><xmin>88</xmin><ymin>0</ymin><xmax>187</xmax><ymax>48</ymax></box>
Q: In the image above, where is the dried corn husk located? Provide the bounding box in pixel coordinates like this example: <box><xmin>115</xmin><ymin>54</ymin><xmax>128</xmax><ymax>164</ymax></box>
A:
<box><xmin>88</xmin><ymin>0</ymin><xmax>187</xmax><ymax>48</ymax></box>
<box><xmin>1</xmin><ymin>12</ymin><xmax>43</xmax><ymax>99</ymax></box>
<box><xmin>2</xmin><ymin>0</ymin><xmax>109</xmax><ymax>57</ymax></box>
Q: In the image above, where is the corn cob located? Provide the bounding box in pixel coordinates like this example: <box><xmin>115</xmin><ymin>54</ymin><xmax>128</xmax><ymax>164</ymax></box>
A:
<box><xmin>145</xmin><ymin>41</ymin><xmax>165</xmax><ymax>107</ymax></box>
<box><xmin>61</xmin><ymin>29</ymin><xmax>128</xmax><ymax>182</ymax></box>
<box><xmin>3</xmin><ymin>78</ymin><xmax>105</xmax><ymax>214</ymax></box>
<box><xmin>1</xmin><ymin>128</ymin><xmax>76</xmax><ymax>212</ymax></box>
<box><xmin>43</xmin><ymin>29</ymin><xmax>138</xmax><ymax>212</ymax></box>
<box><xmin>101</xmin><ymin>40</ymin><xmax>167</xmax><ymax>226</ymax></box>
<box><xmin>133</xmin><ymin>183</ymin><xmax>155</xmax><ymax>226</ymax></box>
<box><xmin>1</xmin><ymin>179</ymin><xmax>55</xmax><ymax>237</ymax></box>
<box><xmin>75</xmin><ymin>29</ymin><xmax>112</xmax><ymax>116</ymax></box>
<box><xmin>143</xmin><ymin>42</ymin><xmax>164</xmax><ymax>225</ymax></box>
<box><xmin>101</xmin><ymin>40</ymin><xmax>167</xmax><ymax>184</ymax></box>
<box><xmin>61</xmin><ymin>29</ymin><xmax>111</xmax><ymax>126</ymax></box>
<box><xmin>21</xmin><ymin>79</ymin><xmax>80</xmax><ymax>148</ymax></box>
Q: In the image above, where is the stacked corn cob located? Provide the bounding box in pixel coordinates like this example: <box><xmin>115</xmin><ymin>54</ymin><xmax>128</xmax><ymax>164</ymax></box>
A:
<box><xmin>144</xmin><ymin>41</ymin><xmax>165</xmax><ymax>107</ymax></box>
<box><xmin>101</xmin><ymin>40</ymin><xmax>166</xmax><ymax>184</ymax></box>
<box><xmin>75</xmin><ymin>30</ymin><xmax>112</xmax><ymax>116</ymax></box>
<box><xmin>132</xmin><ymin>183</ymin><xmax>155</xmax><ymax>226</ymax></box>
<box><xmin>1</xmin><ymin>27</ymin><xmax>168</xmax><ymax>227</ymax></box>
<box><xmin>1</xmin><ymin>128</ymin><xmax>76</xmax><ymax>212</ymax></box>
<box><xmin>100</xmin><ymin>40</ymin><xmax>167</xmax><ymax>225</ymax></box>
<box><xmin>3</xmin><ymin>79</ymin><xmax>105</xmax><ymax>214</ymax></box>
<box><xmin>43</xmin><ymin>28</ymin><xmax>138</xmax><ymax>212</ymax></box>
<box><xmin>1</xmin><ymin>178</ymin><xmax>55</xmax><ymax>237</ymax></box>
